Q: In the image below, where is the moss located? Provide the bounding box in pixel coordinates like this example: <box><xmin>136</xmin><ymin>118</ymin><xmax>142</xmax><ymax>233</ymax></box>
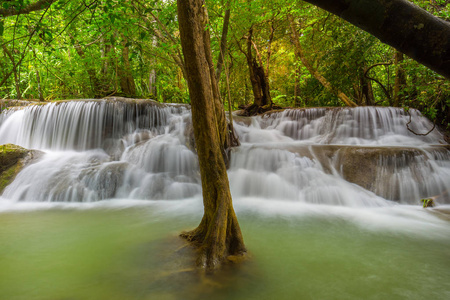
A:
<box><xmin>0</xmin><ymin>162</ymin><xmax>24</xmax><ymax>193</ymax></box>
<box><xmin>0</xmin><ymin>144</ymin><xmax>30</xmax><ymax>194</ymax></box>
<box><xmin>0</xmin><ymin>144</ymin><xmax>28</xmax><ymax>172</ymax></box>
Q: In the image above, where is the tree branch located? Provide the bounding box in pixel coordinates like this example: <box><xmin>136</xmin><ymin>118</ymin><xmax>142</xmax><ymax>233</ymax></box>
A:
<box><xmin>303</xmin><ymin>0</ymin><xmax>450</xmax><ymax>78</ymax></box>
<box><xmin>364</xmin><ymin>62</ymin><xmax>393</xmax><ymax>101</ymax></box>
<box><xmin>0</xmin><ymin>0</ymin><xmax>56</xmax><ymax>17</ymax></box>
<box><xmin>406</xmin><ymin>109</ymin><xmax>436</xmax><ymax>136</ymax></box>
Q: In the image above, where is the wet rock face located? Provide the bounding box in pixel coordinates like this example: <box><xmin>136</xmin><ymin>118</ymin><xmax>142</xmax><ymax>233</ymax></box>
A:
<box><xmin>279</xmin><ymin>144</ymin><xmax>450</xmax><ymax>204</ymax></box>
<box><xmin>332</xmin><ymin>146</ymin><xmax>450</xmax><ymax>203</ymax></box>
<box><xmin>79</xmin><ymin>162</ymin><xmax>129</xmax><ymax>200</ymax></box>
<box><xmin>336</xmin><ymin>147</ymin><xmax>423</xmax><ymax>191</ymax></box>
<box><xmin>0</xmin><ymin>144</ymin><xmax>42</xmax><ymax>193</ymax></box>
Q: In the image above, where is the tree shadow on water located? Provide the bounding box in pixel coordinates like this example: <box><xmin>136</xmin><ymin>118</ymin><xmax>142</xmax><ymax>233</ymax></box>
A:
<box><xmin>126</xmin><ymin>235</ymin><xmax>259</xmax><ymax>300</ymax></box>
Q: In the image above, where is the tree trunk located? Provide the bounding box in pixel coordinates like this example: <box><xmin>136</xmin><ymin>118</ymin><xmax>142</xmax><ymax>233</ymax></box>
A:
<box><xmin>367</xmin><ymin>77</ymin><xmax>375</xmax><ymax>105</ymax></box>
<box><xmin>177</xmin><ymin>0</ymin><xmax>246</xmax><ymax>272</ymax></box>
<box><xmin>303</xmin><ymin>0</ymin><xmax>450</xmax><ymax>79</ymax></box>
<box><xmin>2</xmin><ymin>45</ymin><xmax>21</xmax><ymax>100</ymax></box>
<box><xmin>149</xmin><ymin>36</ymin><xmax>158</xmax><ymax>97</ymax></box>
<box><xmin>119</xmin><ymin>39</ymin><xmax>136</xmax><ymax>97</ymax></box>
<box><xmin>215</xmin><ymin>3</ymin><xmax>231</xmax><ymax>80</ymax></box>
<box><xmin>359</xmin><ymin>69</ymin><xmax>375</xmax><ymax>106</ymax></box>
<box><xmin>148</xmin><ymin>69</ymin><xmax>156</xmax><ymax>97</ymax></box>
<box><xmin>70</xmin><ymin>34</ymin><xmax>103</xmax><ymax>98</ymax></box>
<box><xmin>244</xmin><ymin>27</ymin><xmax>272</xmax><ymax>114</ymax></box>
<box><xmin>225</xmin><ymin>57</ymin><xmax>239</xmax><ymax>147</ymax></box>
<box><xmin>288</xmin><ymin>14</ymin><xmax>357</xmax><ymax>107</ymax></box>
<box><xmin>35</xmin><ymin>69</ymin><xmax>44</xmax><ymax>102</ymax></box>
<box><xmin>294</xmin><ymin>67</ymin><xmax>302</xmax><ymax>107</ymax></box>
<box><xmin>200</xmin><ymin>6</ymin><xmax>234</xmax><ymax>155</ymax></box>
<box><xmin>393</xmin><ymin>51</ymin><xmax>406</xmax><ymax>107</ymax></box>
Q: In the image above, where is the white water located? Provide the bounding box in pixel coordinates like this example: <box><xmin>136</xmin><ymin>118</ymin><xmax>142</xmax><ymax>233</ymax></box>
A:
<box><xmin>1</xmin><ymin>100</ymin><xmax>449</xmax><ymax>300</ymax></box>
<box><xmin>0</xmin><ymin>100</ymin><xmax>449</xmax><ymax>208</ymax></box>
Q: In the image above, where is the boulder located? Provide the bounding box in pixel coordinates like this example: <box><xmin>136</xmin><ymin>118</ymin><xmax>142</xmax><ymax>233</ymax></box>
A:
<box><xmin>0</xmin><ymin>144</ymin><xmax>43</xmax><ymax>194</ymax></box>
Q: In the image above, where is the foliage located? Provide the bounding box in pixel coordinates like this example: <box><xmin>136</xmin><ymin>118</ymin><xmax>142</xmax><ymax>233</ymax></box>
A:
<box><xmin>0</xmin><ymin>0</ymin><xmax>448</xmax><ymax>129</ymax></box>
<box><xmin>421</xmin><ymin>198</ymin><xmax>435</xmax><ymax>208</ymax></box>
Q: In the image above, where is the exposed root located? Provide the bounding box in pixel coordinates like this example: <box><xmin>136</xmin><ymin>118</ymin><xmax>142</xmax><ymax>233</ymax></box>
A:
<box><xmin>180</xmin><ymin>226</ymin><xmax>205</xmax><ymax>245</ymax></box>
<box><xmin>180</xmin><ymin>225</ymin><xmax>247</xmax><ymax>274</ymax></box>
<box><xmin>226</xmin><ymin>253</ymin><xmax>249</xmax><ymax>264</ymax></box>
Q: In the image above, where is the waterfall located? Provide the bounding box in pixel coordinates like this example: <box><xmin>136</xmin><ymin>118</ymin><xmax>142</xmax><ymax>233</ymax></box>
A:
<box><xmin>0</xmin><ymin>101</ymin><xmax>449</xmax><ymax>206</ymax></box>
<box><xmin>236</xmin><ymin>106</ymin><xmax>444</xmax><ymax>145</ymax></box>
<box><xmin>0</xmin><ymin>99</ymin><xmax>185</xmax><ymax>150</ymax></box>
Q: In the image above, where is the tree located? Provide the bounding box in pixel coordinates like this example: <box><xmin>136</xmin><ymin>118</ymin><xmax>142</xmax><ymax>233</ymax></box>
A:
<box><xmin>302</xmin><ymin>0</ymin><xmax>450</xmax><ymax>79</ymax></box>
<box><xmin>176</xmin><ymin>0</ymin><xmax>246</xmax><ymax>272</ymax></box>
<box><xmin>231</xmin><ymin>0</ymin><xmax>284</xmax><ymax>115</ymax></box>
<box><xmin>287</xmin><ymin>13</ymin><xmax>357</xmax><ymax>107</ymax></box>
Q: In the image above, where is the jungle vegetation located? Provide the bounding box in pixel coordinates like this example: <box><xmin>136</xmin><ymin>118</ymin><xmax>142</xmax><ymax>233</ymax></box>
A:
<box><xmin>1</xmin><ymin>0</ymin><xmax>450</xmax><ymax>271</ymax></box>
<box><xmin>0</xmin><ymin>0</ymin><xmax>449</xmax><ymax>127</ymax></box>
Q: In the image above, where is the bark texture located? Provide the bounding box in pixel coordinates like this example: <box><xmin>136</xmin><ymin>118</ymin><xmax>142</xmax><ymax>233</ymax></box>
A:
<box><xmin>238</xmin><ymin>27</ymin><xmax>273</xmax><ymax>116</ymax></box>
<box><xmin>177</xmin><ymin>0</ymin><xmax>246</xmax><ymax>272</ymax></box>
<box><xmin>303</xmin><ymin>0</ymin><xmax>450</xmax><ymax>79</ymax></box>
<box><xmin>246</xmin><ymin>28</ymin><xmax>272</xmax><ymax>108</ymax></box>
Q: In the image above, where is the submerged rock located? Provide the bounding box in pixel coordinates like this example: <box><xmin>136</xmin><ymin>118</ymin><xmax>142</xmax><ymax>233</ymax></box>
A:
<box><xmin>0</xmin><ymin>144</ymin><xmax>42</xmax><ymax>193</ymax></box>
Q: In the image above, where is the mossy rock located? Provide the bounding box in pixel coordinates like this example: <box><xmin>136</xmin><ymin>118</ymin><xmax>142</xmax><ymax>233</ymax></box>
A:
<box><xmin>0</xmin><ymin>144</ymin><xmax>28</xmax><ymax>172</ymax></box>
<box><xmin>0</xmin><ymin>144</ymin><xmax>42</xmax><ymax>194</ymax></box>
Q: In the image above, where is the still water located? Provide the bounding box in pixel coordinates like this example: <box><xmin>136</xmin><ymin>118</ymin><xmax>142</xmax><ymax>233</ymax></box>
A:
<box><xmin>1</xmin><ymin>199</ymin><xmax>449</xmax><ymax>300</ymax></box>
<box><xmin>0</xmin><ymin>100</ymin><xmax>449</xmax><ymax>299</ymax></box>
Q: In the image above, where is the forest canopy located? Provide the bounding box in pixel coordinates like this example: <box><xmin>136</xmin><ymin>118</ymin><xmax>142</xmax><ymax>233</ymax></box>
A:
<box><xmin>0</xmin><ymin>0</ymin><xmax>449</xmax><ymax>128</ymax></box>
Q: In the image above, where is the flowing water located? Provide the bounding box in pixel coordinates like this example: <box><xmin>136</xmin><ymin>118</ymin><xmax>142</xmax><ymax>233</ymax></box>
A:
<box><xmin>0</xmin><ymin>99</ymin><xmax>449</xmax><ymax>299</ymax></box>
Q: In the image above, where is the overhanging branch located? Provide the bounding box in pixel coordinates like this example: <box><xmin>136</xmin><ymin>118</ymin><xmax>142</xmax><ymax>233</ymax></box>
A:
<box><xmin>0</xmin><ymin>0</ymin><xmax>56</xmax><ymax>17</ymax></box>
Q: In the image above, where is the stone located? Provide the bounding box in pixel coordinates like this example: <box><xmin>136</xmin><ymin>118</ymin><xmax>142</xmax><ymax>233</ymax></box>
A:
<box><xmin>0</xmin><ymin>144</ymin><xmax>43</xmax><ymax>194</ymax></box>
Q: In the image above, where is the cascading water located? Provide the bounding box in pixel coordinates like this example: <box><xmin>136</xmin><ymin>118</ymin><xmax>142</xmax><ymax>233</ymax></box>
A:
<box><xmin>1</xmin><ymin>99</ymin><xmax>449</xmax><ymax>300</ymax></box>
<box><xmin>0</xmin><ymin>99</ymin><xmax>198</xmax><ymax>202</ymax></box>
<box><xmin>230</xmin><ymin>106</ymin><xmax>450</xmax><ymax>205</ymax></box>
<box><xmin>0</xmin><ymin>100</ymin><xmax>449</xmax><ymax>206</ymax></box>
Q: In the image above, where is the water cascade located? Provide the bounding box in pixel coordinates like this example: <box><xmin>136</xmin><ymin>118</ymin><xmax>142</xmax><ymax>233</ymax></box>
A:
<box><xmin>0</xmin><ymin>99</ymin><xmax>449</xmax><ymax>206</ymax></box>
<box><xmin>1</xmin><ymin>99</ymin><xmax>449</xmax><ymax>300</ymax></box>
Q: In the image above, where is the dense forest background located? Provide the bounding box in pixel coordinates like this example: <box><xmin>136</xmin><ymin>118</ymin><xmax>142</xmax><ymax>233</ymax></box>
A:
<box><xmin>1</xmin><ymin>0</ymin><xmax>449</xmax><ymax>128</ymax></box>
